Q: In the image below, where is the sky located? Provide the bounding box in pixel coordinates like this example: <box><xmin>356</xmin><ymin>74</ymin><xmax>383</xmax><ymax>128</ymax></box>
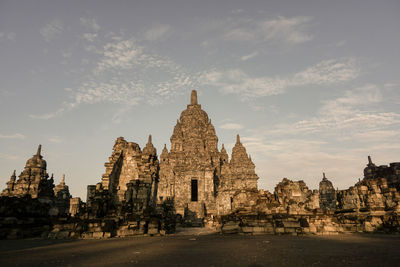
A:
<box><xmin>0</xmin><ymin>0</ymin><xmax>399</xmax><ymax>199</ymax></box>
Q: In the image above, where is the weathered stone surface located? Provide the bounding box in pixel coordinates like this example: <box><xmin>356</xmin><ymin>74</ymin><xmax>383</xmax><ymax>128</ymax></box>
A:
<box><xmin>319</xmin><ymin>173</ymin><xmax>336</xmax><ymax>211</ymax></box>
<box><xmin>1</xmin><ymin>145</ymin><xmax>54</xmax><ymax>199</ymax></box>
<box><xmin>1</xmin><ymin>91</ymin><xmax>400</xmax><ymax>239</ymax></box>
<box><xmin>157</xmin><ymin>90</ymin><xmax>258</xmax><ymax>223</ymax></box>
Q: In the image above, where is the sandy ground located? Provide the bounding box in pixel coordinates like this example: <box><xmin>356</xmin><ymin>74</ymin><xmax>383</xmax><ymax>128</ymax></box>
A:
<box><xmin>0</xmin><ymin>232</ymin><xmax>399</xmax><ymax>266</ymax></box>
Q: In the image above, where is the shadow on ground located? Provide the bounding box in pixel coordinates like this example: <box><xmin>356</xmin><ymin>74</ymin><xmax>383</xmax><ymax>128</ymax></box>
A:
<box><xmin>0</xmin><ymin>233</ymin><xmax>399</xmax><ymax>266</ymax></box>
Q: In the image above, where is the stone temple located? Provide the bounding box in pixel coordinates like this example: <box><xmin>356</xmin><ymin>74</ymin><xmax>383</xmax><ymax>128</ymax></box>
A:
<box><xmin>157</xmin><ymin>90</ymin><xmax>258</xmax><ymax>221</ymax></box>
<box><xmin>1</xmin><ymin>90</ymin><xmax>400</xmax><ymax>239</ymax></box>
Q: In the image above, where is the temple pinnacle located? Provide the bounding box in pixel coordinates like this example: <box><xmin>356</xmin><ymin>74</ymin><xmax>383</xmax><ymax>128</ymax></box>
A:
<box><xmin>190</xmin><ymin>90</ymin><xmax>198</xmax><ymax>105</ymax></box>
<box><xmin>36</xmin><ymin>144</ymin><xmax>42</xmax><ymax>156</ymax></box>
<box><xmin>148</xmin><ymin>134</ymin><xmax>152</xmax><ymax>144</ymax></box>
<box><xmin>236</xmin><ymin>134</ymin><xmax>241</xmax><ymax>144</ymax></box>
<box><xmin>368</xmin><ymin>155</ymin><xmax>372</xmax><ymax>165</ymax></box>
<box><xmin>61</xmin><ymin>174</ymin><xmax>65</xmax><ymax>184</ymax></box>
<box><xmin>323</xmin><ymin>172</ymin><xmax>326</xmax><ymax>179</ymax></box>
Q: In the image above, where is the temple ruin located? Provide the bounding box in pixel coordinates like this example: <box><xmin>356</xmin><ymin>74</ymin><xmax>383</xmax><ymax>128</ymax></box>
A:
<box><xmin>157</xmin><ymin>90</ymin><xmax>258</xmax><ymax>223</ymax></box>
<box><xmin>0</xmin><ymin>90</ymin><xmax>400</xmax><ymax>239</ymax></box>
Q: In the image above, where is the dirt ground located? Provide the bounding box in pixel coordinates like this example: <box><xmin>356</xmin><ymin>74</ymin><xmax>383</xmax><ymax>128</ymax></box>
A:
<box><xmin>0</xmin><ymin>232</ymin><xmax>399</xmax><ymax>266</ymax></box>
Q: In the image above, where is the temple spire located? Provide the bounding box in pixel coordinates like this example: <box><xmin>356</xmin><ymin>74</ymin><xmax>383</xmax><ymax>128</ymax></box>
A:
<box><xmin>190</xmin><ymin>90</ymin><xmax>198</xmax><ymax>105</ymax></box>
<box><xmin>61</xmin><ymin>174</ymin><xmax>65</xmax><ymax>184</ymax></box>
<box><xmin>36</xmin><ymin>144</ymin><xmax>42</xmax><ymax>156</ymax></box>
<box><xmin>323</xmin><ymin>172</ymin><xmax>326</xmax><ymax>179</ymax></box>
<box><xmin>236</xmin><ymin>134</ymin><xmax>241</xmax><ymax>144</ymax></box>
<box><xmin>10</xmin><ymin>170</ymin><xmax>16</xmax><ymax>181</ymax></box>
<box><xmin>368</xmin><ymin>155</ymin><xmax>372</xmax><ymax>165</ymax></box>
<box><xmin>148</xmin><ymin>134</ymin><xmax>152</xmax><ymax>144</ymax></box>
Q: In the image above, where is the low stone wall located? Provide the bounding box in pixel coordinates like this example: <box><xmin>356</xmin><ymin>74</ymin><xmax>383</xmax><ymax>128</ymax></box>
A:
<box><xmin>0</xmin><ymin>196</ymin><xmax>52</xmax><ymax>239</ymax></box>
<box><xmin>49</xmin><ymin>214</ymin><xmax>175</xmax><ymax>239</ymax></box>
<box><xmin>219</xmin><ymin>211</ymin><xmax>400</xmax><ymax>235</ymax></box>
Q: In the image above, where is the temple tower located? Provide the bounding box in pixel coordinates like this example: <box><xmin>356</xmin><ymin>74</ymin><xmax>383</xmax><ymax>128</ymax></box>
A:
<box><xmin>158</xmin><ymin>90</ymin><xmax>259</xmax><ymax>219</ymax></box>
<box><xmin>1</xmin><ymin>145</ymin><xmax>54</xmax><ymax>198</ymax></box>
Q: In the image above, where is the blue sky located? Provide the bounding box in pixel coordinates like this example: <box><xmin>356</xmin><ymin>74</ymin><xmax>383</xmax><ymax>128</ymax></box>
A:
<box><xmin>1</xmin><ymin>0</ymin><xmax>399</xmax><ymax>199</ymax></box>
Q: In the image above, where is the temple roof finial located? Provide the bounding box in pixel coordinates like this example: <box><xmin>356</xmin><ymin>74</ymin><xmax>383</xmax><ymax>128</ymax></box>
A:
<box><xmin>148</xmin><ymin>134</ymin><xmax>152</xmax><ymax>144</ymax></box>
<box><xmin>190</xmin><ymin>90</ymin><xmax>198</xmax><ymax>105</ymax></box>
<box><xmin>61</xmin><ymin>174</ymin><xmax>65</xmax><ymax>184</ymax></box>
<box><xmin>236</xmin><ymin>134</ymin><xmax>240</xmax><ymax>144</ymax></box>
<box><xmin>36</xmin><ymin>144</ymin><xmax>42</xmax><ymax>156</ymax></box>
<box><xmin>12</xmin><ymin>170</ymin><xmax>16</xmax><ymax>176</ymax></box>
<box><xmin>323</xmin><ymin>172</ymin><xmax>326</xmax><ymax>179</ymax></box>
<box><xmin>368</xmin><ymin>155</ymin><xmax>372</xmax><ymax>165</ymax></box>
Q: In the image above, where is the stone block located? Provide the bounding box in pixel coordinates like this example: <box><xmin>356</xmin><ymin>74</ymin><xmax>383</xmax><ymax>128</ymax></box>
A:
<box><xmin>92</xmin><ymin>232</ymin><xmax>104</xmax><ymax>238</ymax></box>
<box><xmin>283</xmin><ymin>221</ymin><xmax>300</xmax><ymax>228</ymax></box>
<box><xmin>222</xmin><ymin>221</ymin><xmax>240</xmax><ymax>234</ymax></box>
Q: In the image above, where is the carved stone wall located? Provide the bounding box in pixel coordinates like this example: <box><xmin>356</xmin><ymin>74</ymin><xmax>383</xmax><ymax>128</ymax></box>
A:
<box><xmin>157</xmin><ymin>90</ymin><xmax>258</xmax><ymax>220</ymax></box>
<box><xmin>1</xmin><ymin>145</ymin><xmax>54</xmax><ymax>199</ymax></box>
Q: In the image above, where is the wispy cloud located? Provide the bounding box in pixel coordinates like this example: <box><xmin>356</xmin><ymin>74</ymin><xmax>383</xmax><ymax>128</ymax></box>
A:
<box><xmin>29</xmin><ymin>107</ymin><xmax>66</xmax><ymax>120</ymax></box>
<box><xmin>144</xmin><ymin>24</ymin><xmax>172</xmax><ymax>41</ymax></box>
<box><xmin>0</xmin><ymin>153</ymin><xmax>19</xmax><ymax>160</ymax></box>
<box><xmin>40</xmin><ymin>20</ymin><xmax>63</xmax><ymax>42</ymax></box>
<box><xmin>0</xmin><ymin>32</ymin><xmax>16</xmax><ymax>42</ymax></box>
<box><xmin>82</xmin><ymin>33</ymin><xmax>98</xmax><ymax>42</ymax></box>
<box><xmin>199</xmin><ymin>58</ymin><xmax>359</xmax><ymax>98</ymax></box>
<box><xmin>48</xmin><ymin>136</ymin><xmax>63</xmax><ymax>144</ymax></box>
<box><xmin>30</xmin><ymin>35</ymin><xmax>197</xmax><ymax>121</ymax></box>
<box><xmin>220</xmin><ymin>123</ymin><xmax>244</xmax><ymax>130</ymax></box>
<box><xmin>80</xmin><ymin>17</ymin><xmax>100</xmax><ymax>32</ymax></box>
<box><xmin>200</xmin><ymin>15</ymin><xmax>312</xmax><ymax>49</ymax></box>
<box><xmin>241</xmin><ymin>51</ymin><xmax>258</xmax><ymax>61</ymax></box>
<box><xmin>0</xmin><ymin>133</ymin><xmax>25</xmax><ymax>139</ymax></box>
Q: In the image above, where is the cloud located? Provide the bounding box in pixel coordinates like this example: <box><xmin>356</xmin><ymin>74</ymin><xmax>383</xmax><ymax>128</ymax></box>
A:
<box><xmin>0</xmin><ymin>32</ymin><xmax>16</xmax><ymax>42</ymax></box>
<box><xmin>0</xmin><ymin>133</ymin><xmax>25</xmax><ymax>139</ymax></box>
<box><xmin>30</xmin><ymin>35</ymin><xmax>197</xmax><ymax>120</ymax></box>
<box><xmin>245</xmin><ymin>84</ymin><xmax>400</xmax><ymax>140</ymax></box>
<box><xmin>80</xmin><ymin>17</ymin><xmax>100</xmax><ymax>32</ymax></box>
<box><xmin>144</xmin><ymin>24</ymin><xmax>172</xmax><ymax>41</ymax></box>
<box><xmin>220</xmin><ymin>123</ymin><xmax>244</xmax><ymax>130</ymax></box>
<box><xmin>82</xmin><ymin>33</ymin><xmax>98</xmax><ymax>42</ymax></box>
<box><xmin>237</xmin><ymin>82</ymin><xmax>400</xmax><ymax>191</ymax></box>
<box><xmin>199</xmin><ymin>58</ymin><xmax>359</xmax><ymax>98</ymax></box>
<box><xmin>0</xmin><ymin>153</ymin><xmax>19</xmax><ymax>160</ymax></box>
<box><xmin>241</xmin><ymin>51</ymin><xmax>258</xmax><ymax>61</ymax></box>
<box><xmin>48</xmin><ymin>136</ymin><xmax>63</xmax><ymax>144</ymax></box>
<box><xmin>226</xmin><ymin>16</ymin><xmax>312</xmax><ymax>44</ymax></box>
<box><xmin>40</xmin><ymin>20</ymin><xmax>63</xmax><ymax>42</ymax></box>
<box><xmin>29</xmin><ymin>107</ymin><xmax>65</xmax><ymax>120</ymax></box>
<box><xmin>254</xmin><ymin>139</ymin><xmax>400</xmax><ymax>191</ymax></box>
<box><xmin>292</xmin><ymin>58</ymin><xmax>359</xmax><ymax>86</ymax></box>
<box><xmin>200</xmin><ymin>16</ymin><xmax>312</xmax><ymax>49</ymax></box>
<box><xmin>96</xmin><ymin>39</ymin><xmax>144</xmax><ymax>72</ymax></box>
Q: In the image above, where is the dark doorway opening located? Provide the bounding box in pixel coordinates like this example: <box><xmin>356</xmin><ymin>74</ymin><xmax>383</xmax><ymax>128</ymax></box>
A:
<box><xmin>191</xmin><ymin>179</ymin><xmax>198</xmax><ymax>201</ymax></box>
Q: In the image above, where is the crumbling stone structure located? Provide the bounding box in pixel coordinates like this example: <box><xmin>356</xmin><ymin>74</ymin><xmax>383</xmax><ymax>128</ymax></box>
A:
<box><xmin>157</xmin><ymin>90</ymin><xmax>258</xmax><ymax>223</ymax></box>
<box><xmin>319</xmin><ymin>173</ymin><xmax>336</xmax><ymax>211</ymax></box>
<box><xmin>54</xmin><ymin>174</ymin><xmax>71</xmax><ymax>216</ymax></box>
<box><xmin>1</xmin><ymin>145</ymin><xmax>54</xmax><ymax>200</ymax></box>
<box><xmin>48</xmin><ymin>135</ymin><xmax>177</xmax><ymax>239</ymax></box>
<box><xmin>219</xmin><ymin>157</ymin><xmax>400</xmax><ymax>235</ymax></box>
<box><xmin>1</xmin><ymin>91</ymin><xmax>400</xmax><ymax>239</ymax></box>
<box><xmin>0</xmin><ymin>145</ymin><xmax>69</xmax><ymax>239</ymax></box>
